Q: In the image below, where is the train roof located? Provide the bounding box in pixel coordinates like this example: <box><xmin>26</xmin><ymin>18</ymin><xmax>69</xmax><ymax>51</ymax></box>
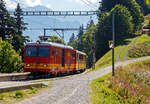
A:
<box><xmin>25</xmin><ymin>42</ymin><xmax>74</xmax><ymax>50</ymax></box>
<box><xmin>25</xmin><ymin>42</ymin><xmax>86</xmax><ymax>56</ymax></box>
<box><xmin>77</xmin><ymin>50</ymin><xmax>86</xmax><ymax>56</ymax></box>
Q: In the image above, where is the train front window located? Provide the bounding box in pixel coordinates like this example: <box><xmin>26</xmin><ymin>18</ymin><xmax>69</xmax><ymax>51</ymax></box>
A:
<box><xmin>26</xmin><ymin>47</ymin><xmax>37</xmax><ymax>57</ymax></box>
<box><xmin>38</xmin><ymin>47</ymin><xmax>50</xmax><ymax>57</ymax></box>
<box><xmin>26</xmin><ymin>47</ymin><xmax>50</xmax><ymax>57</ymax></box>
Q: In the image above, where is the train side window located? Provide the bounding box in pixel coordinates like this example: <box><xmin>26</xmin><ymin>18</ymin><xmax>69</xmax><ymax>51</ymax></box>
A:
<box><xmin>51</xmin><ymin>48</ymin><xmax>55</xmax><ymax>56</ymax></box>
<box><xmin>56</xmin><ymin>49</ymin><xmax>58</xmax><ymax>55</ymax></box>
<box><xmin>79</xmin><ymin>55</ymin><xmax>83</xmax><ymax>61</ymax></box>
<box><xmin>62</xmin><ymin>49</ymin><xmax>65</xmax><ymax>67</ymax></box>
<box><xmin>59</xmin><ymin>50</ymin><xmax>62</xmax><ymax>56</ymax></box>
<box><xmin>71</xmin><ymin>52</ymin><xmax>75</xmax><ymax>59</ymax></box>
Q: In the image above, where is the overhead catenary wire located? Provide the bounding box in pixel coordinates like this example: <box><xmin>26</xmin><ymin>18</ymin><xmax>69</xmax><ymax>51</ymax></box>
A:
<box><xmin>84</xmin><ymin>0</ymin><xmax>99</xmax><ymax>8</ymax></box>
<box><xmin>80</xmin><ymin>0</ymin><xmax>98</xmax><ymax>10</ymax></box>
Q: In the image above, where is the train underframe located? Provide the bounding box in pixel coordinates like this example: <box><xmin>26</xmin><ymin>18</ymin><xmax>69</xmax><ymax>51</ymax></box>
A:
<box><xmin>25</xmin><ymin>68</ymin><xmax>86</xmax><ymax>78</ymax></box>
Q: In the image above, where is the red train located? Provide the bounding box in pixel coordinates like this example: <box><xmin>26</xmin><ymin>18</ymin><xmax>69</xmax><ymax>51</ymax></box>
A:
<box><xmin>24</xmin><ymin>42</ymin><xmax>86</xmax><ymax>76</ymax></box>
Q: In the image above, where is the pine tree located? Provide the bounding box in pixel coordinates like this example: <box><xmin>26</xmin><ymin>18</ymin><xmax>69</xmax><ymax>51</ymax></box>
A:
<box><xmin>14</xmin><ymin>3</ymin><xmax>27</xmax><ymax>35</ymax></box>
<box><xmin>87</xmin><ymin>19</ymin><xmax>94</xmax><ymax>30</ymax></box>
<box><xmin>0</xmin><ymin>0</ymin><xmax>13</xmax><ymax>40</ymax></box>
<box><xmin>68</xmin><ymin>33</ymin><xmax>75</xmax><ymax>45</ymax></box>
<box><xmin>77</xmin><ymin>24</ymin><xmax>84</xmax><ymax>39</ymax></box>
<box><xmin>13</xmin><ymin>3</ymin><xmax>27</xmax><ymax>52</ymax></box>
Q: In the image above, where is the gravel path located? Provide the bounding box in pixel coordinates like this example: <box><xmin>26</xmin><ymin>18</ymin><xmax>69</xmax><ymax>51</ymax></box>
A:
<box><xmin>116</xmin><ymin>41</ymin><xmax>131</xmax><ymax>62</ymax></box>
<box><xmin>16</xmin><ymin>56</ymin><xmax>150</xmax><ymax>104</ymax></box>
<box><xmin>117</xmin><ymin>35</ymin><xmax>143</xmax><ymax>62</ymax></box>
<box><xmin>124</xmin><ymin>35</ymin><xmax>141</xmax><ymax>61</ymax></box>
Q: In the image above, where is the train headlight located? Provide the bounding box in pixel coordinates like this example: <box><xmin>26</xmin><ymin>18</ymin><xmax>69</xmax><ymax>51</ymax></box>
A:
<box><xmin>26</xmin><ymin>64</ymin><xmax>30</xmax><ymax>67</ymax></box>
<box><xmin>43</xmin><ymin>64</ymin><xmax>48</xmax><ymax>67</ymax></box>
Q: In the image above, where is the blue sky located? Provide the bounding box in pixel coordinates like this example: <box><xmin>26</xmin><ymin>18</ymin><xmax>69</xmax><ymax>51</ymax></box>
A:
<box><xmin>5</xmin><ymin>0</ymin><xmax>99</xmax><ymax>11</ymax></box>
<box><xmin>4</xmin><ymin>0</ymin><xmax>99</xmax><ymax>42</ymax></box>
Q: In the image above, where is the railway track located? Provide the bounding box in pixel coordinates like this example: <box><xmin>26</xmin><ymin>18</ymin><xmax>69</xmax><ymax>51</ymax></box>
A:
<box><xmin>0</xmin><ymin>72</ymin><xmax>30</xmax><ymax>82</ymax></box>
<box><xmin>0</xmin><ymin>71</ymin><xmax>85</xmax><ymax>93</ymax></box>
<box><xmin>0</xmin><ymin>71</ymin><xmax>83</xmax><ymax>82</ymax></box>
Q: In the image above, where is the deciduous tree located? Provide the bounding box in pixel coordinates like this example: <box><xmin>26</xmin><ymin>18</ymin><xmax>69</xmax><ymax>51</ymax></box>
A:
<box><xmin>100</xmin><ymin>0</ymin><xmax>144</xmax><ymax>31</ymax></box>
<box><xmin>96</xmin><ymin>5</ymin><xmax>134</xmax><ymax>60</ymax></box>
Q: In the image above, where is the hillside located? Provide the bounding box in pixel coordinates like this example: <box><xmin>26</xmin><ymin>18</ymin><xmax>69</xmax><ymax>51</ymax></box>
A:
<box><xmin>88</xmin><ymin>34</ymin><xmax>150</xmax><ymax>72</ymax></box>
<box><xmin>91</xmin><ymin>59</ymin><xmax>150</xmax><ymax>104</ymax></box>
<box><xmin>127</xmin><ymin>34</ymin><xmax>150</xmax><ymax>60</ymax></box>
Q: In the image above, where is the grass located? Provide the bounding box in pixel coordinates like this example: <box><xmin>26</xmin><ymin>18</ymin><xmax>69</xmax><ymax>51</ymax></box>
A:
<box><xmin>134</xmin><ymin>34</ymin><xmax>150</xmax><ymax>45</ymax></box>
<box><xmin>90</xmin><ymin>59</ymin><xmax>150</xmax><ymax>104</ymax></box>
<box><xmin>0</xmin><ymin>81</ymin><xmax>53</xmax><ymax>104</ymax></box>
<box><xmin>87</xmin><ymin>34</ymin><xmax>150</xmax><ymax>73</ymax></box>
<box><xmin>87</xmin><ymin>45</ymin><xmax>125</xmax><ymax>73</ymax></box>
<box><xmin>127</xmin><ymin>34</ymin><xmax>150</xmax><ymax>60</ymax></box>
<box><xmin>87</xmin><ymin>36</ymin><xmax>138</xmax><ymax>73</ymax></box>
<box><xmin>119</xmin><ymin>37</ymin><xmax>138</xmax><ymax>61</ymax></box>
<box><xmin>90</xmin><ymin>73</ymin><xmax>116</xmax><ymax>104</ymax></box>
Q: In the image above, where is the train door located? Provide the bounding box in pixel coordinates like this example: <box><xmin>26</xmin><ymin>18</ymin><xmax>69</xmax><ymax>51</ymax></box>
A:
<box><xmin>55</xmin><ymin>48</ymin><xmax>58</xmax><ymax>71</ymax></box>
<box><xmin>71</xmin><ymin>50</ymin><xmax>76</xmax><ymax>71</ymax></box>
<box><xmin>50</xmin><ymin>47</ymin><xmax>55</xmax><ymax>72</ymax></box>
<box><xmin>77</xmin><ymin>53</ymin><xmax>79</xmax><ymax>70</ymax></box>
<box><xmin>67</xmin><ymin>49</ymin><xmax>71</xmax><ymax>71</ymax></box>
<box><xmin>62</xmin><ymin>49</ymin><xmax>65</xmax><ymax>68</ymax></box>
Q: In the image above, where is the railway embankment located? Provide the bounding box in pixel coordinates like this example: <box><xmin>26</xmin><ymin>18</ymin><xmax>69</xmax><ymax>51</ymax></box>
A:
<box><xmin>0</xmin><ymin>72</ymin><xmax>30</xmax><ymax>81</ymax></box>
<box><xmin>0</xmin><ymin>73</ymin><xmax>51</xmax><ymax>93</ymax></box>
<box><xmin>91</xmin><ymin>58</ymin><xmax>150</xmax><ymax>104</ymax></box>
<box><xmin>0</xmin><ymin>81</ymin><xmax>48</xmax><ymax>93</ymax></box>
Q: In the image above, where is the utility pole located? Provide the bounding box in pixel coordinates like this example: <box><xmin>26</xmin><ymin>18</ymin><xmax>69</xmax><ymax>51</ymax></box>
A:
<box><xmin>92</xmin><ymin>29</ymin><xmax>96</xmax><ymax>70</ymax></box>
<box><xmin>112</xmin><ymin>11</ymin><xmax>115</xmax><ymax>76</ymax></box>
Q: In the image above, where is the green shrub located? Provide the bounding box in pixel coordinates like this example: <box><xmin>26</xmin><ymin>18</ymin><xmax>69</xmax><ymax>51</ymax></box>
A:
<box><xmin>14</xmin><ymin>91</ymin><xmax>24</xmax><ymax>98</ymax></box>
<box><xmin>0</xmin><ymin>94</ymin><xmax>4</xmax><ymax>100</ymax></box>
<box><xmin>128</xmin><ymin>41</ymin><xmax>150</xmax><ymax>58</ymax></box>
<box><xmin>30</xmin><ymin>87</ymin><xmax>38</xmax><ymax>94</ymax></box>
<box><xmin>0</xmin><ymin>37</ymin><xmax>23</xmax><ymax>73</ymax></box>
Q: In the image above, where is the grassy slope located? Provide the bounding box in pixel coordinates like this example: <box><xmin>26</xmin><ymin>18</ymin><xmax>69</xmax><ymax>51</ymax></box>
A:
<box><xmin>90</xmin><ymin>59</ymin><xmax>150</xmax><ymax>104</ymax></box>
<box><xmin>87</xmin><ymin>37</ymin><xmax>137</xmax><ymax>72</ymax></box>
<box><xmin>88</xmin><ymin>34</ymin><xmax>150</xmax><ymax>73</ymax></box>
<box><xmin>134</xmin><ymin>34</ymin><xmax>150</xmax><ymax>45</ymax></box>
<box><xmin>119</xmin><ymin>37</ymin><xmax>138</xmax><ymax>61</ymax></box>
<box><xmin>94</xmin><ymin>44</ymin><xmax>125</xmax><ymax>69</ymax></box>
<box><xmin>127</xmin><ymin>34</ymin><xmax>150</xmax><ymax>60</ymax></box>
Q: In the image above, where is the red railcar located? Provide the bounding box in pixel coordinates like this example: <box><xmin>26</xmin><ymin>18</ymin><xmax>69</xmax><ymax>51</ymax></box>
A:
<box><xmin>24</xmin><ymin>42</ymin><xmax>86</xmax><ymax>76</ymax></box>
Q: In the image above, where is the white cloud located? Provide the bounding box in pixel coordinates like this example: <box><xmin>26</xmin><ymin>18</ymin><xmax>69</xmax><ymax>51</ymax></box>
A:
<box><xmin>24</xmin><ymin>0</ymin><xmax>42</xmax><ymax>7</ymax></box>
<box><xmin>46</xmin><ymin>4</ymin><xmax>51</xmax><ymax>9</ymax></box>
<box><xmin>4</xmin><ymin>0</ymin><xmax>42</xmax><ymax>9</ymax></box>
<box><xmin>5</xmin><ymin>0</ymin><xmax>17</xmax><ymax>9</ymax></box>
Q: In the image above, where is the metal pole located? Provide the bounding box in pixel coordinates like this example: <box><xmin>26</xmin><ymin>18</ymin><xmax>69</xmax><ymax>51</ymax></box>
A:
<box><xmin>92</xmin><ymin>29</ymin><xmax>96</xmax><ymax>70</ymax></box>
<box><xmin>43</xmin><ymin>28</ymin><xmax>46</xmax><ymax>42</ymax></box>
<box><xmin>44</xmin><ymin>28</ymin><xmax>46</xmax><ymax>37</ymax></box>
<box><xmin>112</xmin><ymin>11</ymin><xmax>115</xmax><ymax>76</ymax></box>
<box><xmin>62</xmin><ymin>30</ymin><xmax>64</xmax><ymax>40</ymax></box>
